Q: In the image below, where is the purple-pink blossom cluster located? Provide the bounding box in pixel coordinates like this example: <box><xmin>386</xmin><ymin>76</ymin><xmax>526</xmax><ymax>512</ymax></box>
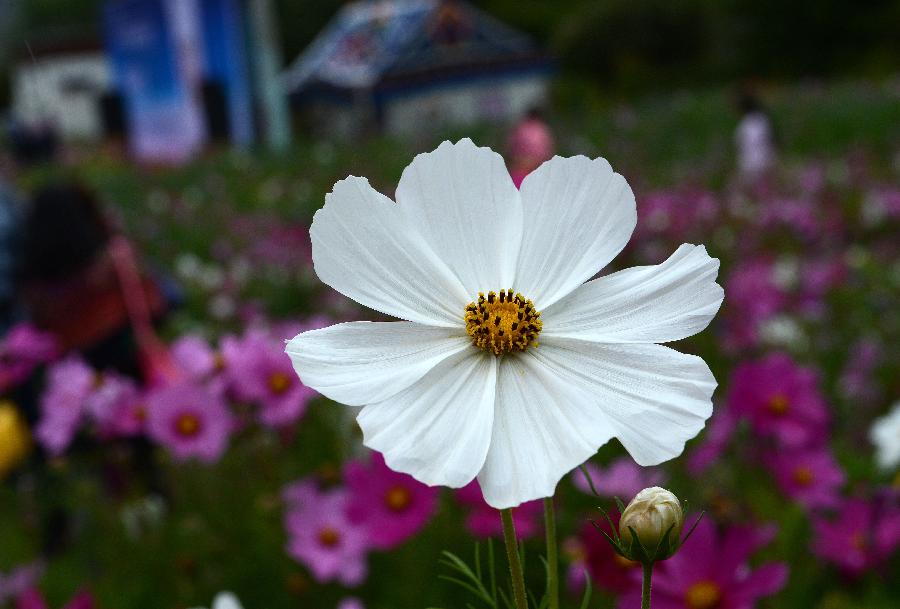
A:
<box><xmin>0</xmin><ymin>324</ymin><xmax>59</xmax><ymax>393</ymax></box>
<box><xmin>282</xmin><ymin>453</ymin><xmax>438</xmax><ymax>586</ymax></box>
<box><xmin>32</xmin><ymin>320</ymin><xmax>326</xmax><ymax>463</ymax></box>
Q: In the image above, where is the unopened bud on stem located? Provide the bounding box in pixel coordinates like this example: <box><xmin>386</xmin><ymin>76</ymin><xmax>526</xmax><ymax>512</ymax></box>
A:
<box><xmin>619</xmin><ymin>487</ymin><xmax>684</xmax><ymax>550</ymax></box>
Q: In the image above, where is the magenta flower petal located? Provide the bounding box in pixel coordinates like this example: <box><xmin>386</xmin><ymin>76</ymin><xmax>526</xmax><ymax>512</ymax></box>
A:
<box><xmin>344</xmin><ymin>453</ymin><xmax>438</xmax><ymax>550</ymax></box>
<box><xmin>145</xmin><ymin>382</ymin><xmax>233</xmax><ymax>463</ymax></box>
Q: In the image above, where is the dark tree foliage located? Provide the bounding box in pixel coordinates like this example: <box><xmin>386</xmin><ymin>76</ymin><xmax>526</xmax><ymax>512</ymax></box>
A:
<box><xmin>5</xmin><ymin>0</ymin><xmax>900</xmax><ymax>94</ymax></box>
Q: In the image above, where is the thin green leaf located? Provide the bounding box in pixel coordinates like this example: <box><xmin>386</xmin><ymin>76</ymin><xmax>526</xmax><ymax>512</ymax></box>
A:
<box><xmin>578</xmin><ymin>569</ymin><xmax>593</xmax><ymax>609</ymax></box>
<box><xmin>680</xmin><ymin>511</ymin><xmax>705</xmax><ymax>546</ymax></box>
<box><xmin>578</xmin><ymin>464</ymin><xmax>601</xmax><ymax>497</ymax></box>
<box><xmin>499</xmin><ymin>587</ymin><xmax>513</xmax><ymax>609</ymax></box>
<box><xmin>475</xmin><ymin>542</ymin><xmax>482</xmax><ymax>582</ymax></box>
<box><xmin>488</xmin><ymin>538</ymin><xmax>497</xmax><ymax>605</ymax></box>
<box><xmin>438</xmin><ymin>575</ymin><xmax>487</xmax><ymax>600</ymax></box>
<box><xmin>593</xmin><ymin>504</ymin><xmax>618</xmax><ymax>541</ymax></box>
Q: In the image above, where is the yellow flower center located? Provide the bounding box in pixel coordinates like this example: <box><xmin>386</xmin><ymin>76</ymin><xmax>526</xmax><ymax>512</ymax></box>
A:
<box><xmin>385</xmin><ymin>486</ymin><xmax>412</xmax><ymax>512</ymax></box>
<box><xmin>175</xmin><ymin>413</ymin><xmax>202</xmax><ymax>437</ymax></box>
<box><xmin>465</xmin><ymin>289</ymin><xmax>542</xmax><ymax>356</ymax></box>
<box><xmin>767</xmin><ymin>394</ymin><xmax>789</xmax><ymax>416</ymax></box>
<box><xmin>318</xmin><ymin>527</ymin><xmax>340</xmax><ymax>547</ymax></box>
<box><xmin>792</xmin><ymin>466</ymin><xmax>814</xmax><ymax>486</ymax></box>
<box><xmin>268</xmin><ymin>372</ymin><xmax>292</xmax><ymax>395</ymax></box>
<box><xmin>851</xmin><ymin>531</ymin><xmax>867</xmax><ymax>551</ymax></box>
<box><xmin>685</xmin><ymin>580</ymin><xmax>722</xmax><ymax>609</ymax></box>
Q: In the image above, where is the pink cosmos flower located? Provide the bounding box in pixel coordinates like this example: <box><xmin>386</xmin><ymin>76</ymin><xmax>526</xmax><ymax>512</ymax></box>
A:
<box><xmin>34</xmin><ymin>357</ymin><xmax>95</xmax><ymax>456</ymax></box>
<box><xmin>635</xmin><ymin>190</ymin><xmax>719</xmax><ymax>243</ymax></box>
<box><xmin>727</xmin><ymin>353</ymin><xmax>829</xmax><ymax>448</ymax></box>
<box><xmin>617</xmin><ymin>518</ymin><xmax>788</xmax><ymax>609</ymax></box>
<box><xmin>757</xmin><ymin>196</ymin><xmax>821</xmax><ymax>240</ymax></box>
<box><xmin>812</xmin><ymin>496</ymin><xmax>900</xmax><ymax>576</ymax></box>
<box><xmin>15</xmin><ymin>588</ymin><xmax>93</xmax><ymax>609</ymax></box>
<box><xmin>722</xmin><ymin>260</ymin><xmax>785</xmax><ymax>351</ymax></box>
<box><xmin>0</xmin><ymin>324</ymin><xmax>59</xmax><ymax>392</ymax></box>
<box><xmin>687</xmin><ymin>406</ymin><xmax>739</xmax><ymax>474</ymax></box>
<box><xmin>572</xmin><ymin>457</ymin><xmax>665</xmax><ymax>499</ymax></box>
<box><xmin>798</xmin><ymin>257</ymin><xmax>845</xmax><ymax>316</ymax></box>
<box><xmin>222</xmin><ymin>329</ymin><xmax>315</xmax><ymax>427</ymax></box>
<box><xmin>764</xmin><ymin>447</ymin><xmax>845</xmax><ymax>510</ymax></box>
<box><xmin>170</xmin><ymin>334</ymin><xmax>222</xmax><ymax>381</ymax></box>
<box><xmin>145</xmin><ymin>382</ymin><xmax>233</xmax><ymax>463</ymax></box>
<box><xmin>0</xmin><ymin>562</ymin><xmax>44</xmax><ymax>605</ymax></box>
<box><xmin>283</xmin><ymin>481</ymin><xmax>368</xmax><ymax>586</ymax></box>
<box><xmin>82</xmin><ymin>373</ymin><xmax>147</xmax><ymax>439</ymax></box>
<box><xmin>838</xmin><ymin>338</ymin><xmax>883</xmax><ymax>402</ymax></box>
<box><xmin>862</xmin><ymin>186</ymin><xmax>900</xmax><ymax>224</ymax></box>
<box><xmin>344</xmin><ymin>453</ymin><xmax>438</xmax><ymax>550</ymax></box>
<box><xmin>337</xmin><ymin>598</ymin><xmax>364</xmax><ymax>609</ymax></box>
<box><xmin>455</xmin><ymin>481</ymin><xmax>543</xmax><ymax>540</ymax></box>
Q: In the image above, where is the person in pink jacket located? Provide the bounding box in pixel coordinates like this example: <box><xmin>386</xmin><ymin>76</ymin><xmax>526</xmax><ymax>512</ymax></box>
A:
<box><xmin>507</xmin><ymin>107</ymin><xmax>555</xmax><ymax>188</ymax></box>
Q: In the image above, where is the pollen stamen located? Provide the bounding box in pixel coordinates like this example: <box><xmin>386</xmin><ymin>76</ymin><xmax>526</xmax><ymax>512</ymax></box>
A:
<box><xmin>464</xmin><ymin>290</ymin><xmax>542</xmax><ymax>356</ymax></box>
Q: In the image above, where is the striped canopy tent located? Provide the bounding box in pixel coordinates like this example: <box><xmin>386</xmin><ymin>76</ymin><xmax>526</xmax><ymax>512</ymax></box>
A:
<box><xmin>283</xmin><ymin>0</ymin><xmax>553</xmax><ymax>136</ymax></box>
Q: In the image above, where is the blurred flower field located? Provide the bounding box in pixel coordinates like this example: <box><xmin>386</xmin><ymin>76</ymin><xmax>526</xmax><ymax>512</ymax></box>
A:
<box><xmin>2</xmin><ymin>80</ymin><xmax>899</xmax><ymax>609</ymax></box>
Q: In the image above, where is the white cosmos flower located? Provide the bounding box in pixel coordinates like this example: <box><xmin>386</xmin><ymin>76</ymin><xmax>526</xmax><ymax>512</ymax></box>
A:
<box><xmin>189</xmin><ymin>592</ymin><xmax>244</xmax><ymax>609</ymax></box>
<box><xmin>870</xmin><ymin>402</ymin><xmax>900</xmax><ymax>471</ymax></box>
<box><xmin>286</xmin><ymin>139</ymin><xmax>724</xmax><ymax>509</ymax></box>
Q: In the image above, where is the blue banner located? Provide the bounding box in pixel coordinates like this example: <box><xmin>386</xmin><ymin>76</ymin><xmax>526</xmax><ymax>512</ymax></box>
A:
<box><xmin>200</xmin><ymin>0</ymin><xmax>255</xmax><ymax>146</ymax></box>
<box><xmin>103</xmin><ymin>0</ymin><xmax>206</xmax><ymax>162</ymax></box>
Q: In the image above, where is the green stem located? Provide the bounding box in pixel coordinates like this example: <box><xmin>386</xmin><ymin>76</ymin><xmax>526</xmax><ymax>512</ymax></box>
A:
<box><xmin>641</xmin><ymin>562</ymin><xmax>653</xmax><ymax>609</ymax></box>
<box><xmin>543</xmin><ymin>498</ymin><xmax>559</xmax><ymax>609</ymax></box>
<box><xmin>501</xmin><ymin>508</ymin><xmax>528</xmax><ymax>609</ymax></box>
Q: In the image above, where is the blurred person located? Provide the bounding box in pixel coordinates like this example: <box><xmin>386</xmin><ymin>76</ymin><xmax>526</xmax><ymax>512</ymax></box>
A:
<box><xmin>507</xmin><ymin>107</ymin><xmax>555</xmax><ymax>187</ymax></box>
<box><xmin>734</xmin><ymin>88</ymin><xmax>777</xmax><ymax>184</ymax></box>
<box><xmin>17</xmin><ymin>183</ymin><xmax>174</xmax><ymax>558</ymax></box>
<box><xmin>6</xmin><ymin>118</ymin><xmax>59</xmax><ymax>168</ymax></box>
<box><xmin>18</xmin><ymin>182</ymin><xmax>173</xmax><ymax>382</ymax></box>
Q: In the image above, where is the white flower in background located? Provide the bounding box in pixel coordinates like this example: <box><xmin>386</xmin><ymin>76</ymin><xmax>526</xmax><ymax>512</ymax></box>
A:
<box><xmin>190</xmin><ymin>592</ymin><xmax>244</xmax><ymax>609</ymax></box>
<box><xmin>759</xmin><ymin>314</ymin><xmax>806</xmax><ymax>349</ymax></box>
<box><xmin>772</xmin><ymin>256</ymin><xmax>800</xmax><ymax>289</ymax></box>
<box><xmin>870</xmin><ymin>402</ymin><xmax>900</xmax><ymax>471</ymax></box>
<box><xmin>175</xmin><ymin>252</ymin><xmax>202</xmax><ymax>281</ymax></box>
<box><xmin>287</xmin><ymin>139</ymin><xmax>723</xmax><ymax>509</ymax></box>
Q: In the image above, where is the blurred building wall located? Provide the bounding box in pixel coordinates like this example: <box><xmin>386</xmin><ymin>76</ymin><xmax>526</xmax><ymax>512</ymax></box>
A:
<box><xmin>383</xmin><ymin>74</ymin><xmax>547</xmax><ymax>135</ymax></box>
<box><xmin>12</xmin><ymin>52</ymin><xmax>110</xmax><ymax>139</ymax></box>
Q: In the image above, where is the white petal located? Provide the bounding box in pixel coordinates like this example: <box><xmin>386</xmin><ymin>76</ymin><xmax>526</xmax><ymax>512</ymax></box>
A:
<box><xmin>396</xmin><ymin>139</ymin><xmax>522</xmax><ymax>295</ymax></box>
<box><xmin>358</xmin><ymin>350</ymin><xmax>497</xmax><ymax>488</ymax></box>
<box><xmin>286</xmin><ymin>321</ymin><xmax>471</xmax><ymax>406</ymax></box>
<box><xmin>541</xmin><ymin>244</ymin><xmax>724</xmax><ymax>343</ymax></box>
<box><xmin>477</xmin><ymin>352</ymin><xmax>616</xmax><ymax>509</ymax></box>
<box><xmin>533</xmin><ymin>338</ymin><xmax>715</xmax><ymax>466</ymax></box>
<box><xmin>212</xmin><ymin>593</ymin><xmax>244</xmax><ymax>609</ymax></box>
<box><xmin>311</xmin><ymin>176</ymin><xmax>470</xmax><ymax>326</ymax></box>
<box><xmin>514</xmin><ymin>155</ymin><xmax>637</xmax><ymax>308</ymax></box>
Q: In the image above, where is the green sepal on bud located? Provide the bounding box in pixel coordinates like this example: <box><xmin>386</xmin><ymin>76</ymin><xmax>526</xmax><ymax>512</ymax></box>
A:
<box><xmin>590</xmin><ymin>486</ymin><xmax>703</xmax><ymax>567</ymax></box>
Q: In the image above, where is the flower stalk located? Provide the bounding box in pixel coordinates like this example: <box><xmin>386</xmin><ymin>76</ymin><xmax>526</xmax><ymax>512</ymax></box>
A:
<box><xmin>544</xmin><ymin>498</ymin><xmax>559</xmax><ymax>609</ymax></box>
<box><xmin>641</xmin><ymin>562</ymin><xmax>653</xmax><ymax>609</ymax></box>
<box><xmin>500</xmin><ymin>508</ymin><xmax>528</xmax><ymax>609</ymax></box>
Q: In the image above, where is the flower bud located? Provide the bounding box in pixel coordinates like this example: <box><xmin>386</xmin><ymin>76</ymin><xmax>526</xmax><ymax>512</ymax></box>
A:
<box><xmin>0</xmin><ymin>400</ymin><xmax>31</xmax><ymax>479</ymax></box>
<box><xmin>619</xmin><ymin>486</ymin><xmax>683</xmax><ymax>549</ymax></box>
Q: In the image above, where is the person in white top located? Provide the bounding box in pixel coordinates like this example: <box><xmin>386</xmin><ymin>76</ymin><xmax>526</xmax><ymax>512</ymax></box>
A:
<box><xmin>735</xmin><ymin>90</ymin><xmax>777</xmax><ymax>182</ymax></box>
